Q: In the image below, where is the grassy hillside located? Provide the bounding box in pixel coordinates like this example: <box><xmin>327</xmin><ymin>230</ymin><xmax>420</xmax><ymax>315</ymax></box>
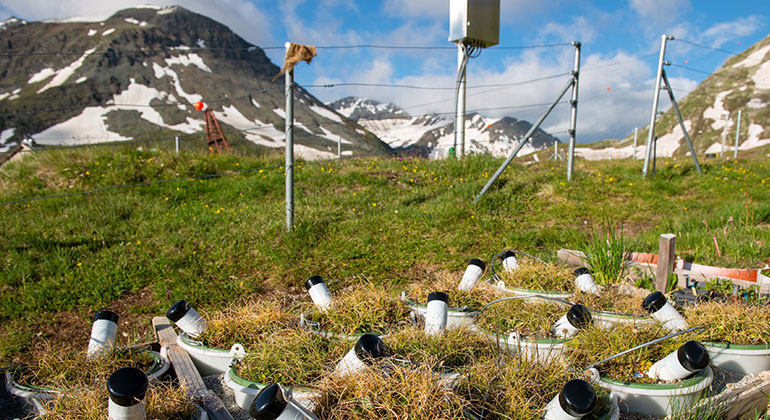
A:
<box><xmin>1</xmin><ymin>148</ymin><xmax>769</xmax><ymax>362</ymax></box>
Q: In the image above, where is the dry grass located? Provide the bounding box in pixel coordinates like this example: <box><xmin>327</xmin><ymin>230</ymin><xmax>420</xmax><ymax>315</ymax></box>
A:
<box><xmin>497</xmin><ymin>261</ymin><xmax>574</xmax><ymax>292</ymax></box>
<box><xmin>475</xmin><ymin>298</ymin><xmax>566</xmax><ymax>338</ymax></box>
<box><xmin>44</xmin><ymin>381</ymin><xmax>195</xmax><ymax>420</ymax></box>
<box><xmin>685</xmin><ymin>301</ymin><xmax>770</xmax><ymax>345</ymax></box>
<box><xmin>196</xmin><ymin>298</ymin><xmax>297</xmax><ymax>349</ymax></box>
<box><xmin>404</xmin><ymin>271</ymin><xmax>502</xmax><ymax>310</ymax></box>
<box><xmin>571</xmin><ymin>285</ymin><xmax>647</xmax><ymax>315</ymax></box>
<box><xmin>313</xmin><ymin>361</ymin><xmax>471</xmax><ymax>420</ymax></box>
<box><xmin>564</xmin><ymin>324</ymin><xmax>685</xmax><ymax>384</ymax></box>
<box><xmin>307</xmin><ymin>282</ymin><xmax>412</xmax><ymax>335</ymax></box>
<box><xmin>13</xmin><ymin>344</ymin><xmax>155</xmax><ymax>389</ymax></box>
<box><xmin>385</xmin><ymin>327</ymin><xmax>496</xmax><ymax>371</ymax></box>
<box><xmin>234</xmin><ymin>328</ymin><xmax>348</xmax><ymax>386</ymax></box>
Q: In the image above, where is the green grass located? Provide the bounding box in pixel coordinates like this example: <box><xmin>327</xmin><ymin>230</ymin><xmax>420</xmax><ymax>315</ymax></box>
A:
<box><xmin>1</xmin><ymin>146</ymin><xmax>769</xmax><ymax>362</ymax></box>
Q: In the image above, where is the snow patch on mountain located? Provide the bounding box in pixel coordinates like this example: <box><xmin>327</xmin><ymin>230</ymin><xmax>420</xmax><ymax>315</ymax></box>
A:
<box><xmin>28</xmin><ymin>68</ymin><xmax>56</xmax><ymax>84</ymax></box>
<box><xmin>753</xmin><ymin>60</ymin><xmax>770</xmax><ymax>90</ymax></box>
<box><xmin>703</xmin><ymin>90</ymin><xmax>733</xmax><ymax>131</ymax></box>
<box><xmin>37</xmin><ymin>48</ymin><xmax>96</xmax><ymax>94</ymax></box>
<box><xmin>35</xmin><ymin>108</ymin><xmax>129</xmax><ymax>144</ymax></box>
<box><xmin>733</xmin><ymin>45</ymin><xmax>770</xmax><ymax>68</ymax></box>
<box><xmin>152</xmin><ymin>63</ymin><xmax>203</xmax><ymax>103</ymax></box>
<box><xmin>309</xmin><ymin>105</ymin><xmax>342</xmax><ymax>123</ymax></box>
<box><xmin>165</xmin><ymin>54</ymin><xmax>212</xmax><ymax>73</ymax></box>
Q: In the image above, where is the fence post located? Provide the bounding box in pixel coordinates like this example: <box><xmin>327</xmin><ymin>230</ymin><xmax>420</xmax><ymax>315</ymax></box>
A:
<box><xmin>734</xmin><ymin>110</ymin><xmax>742</xmax><ymax>159</ymax></box>
<box><xmin>655</xmin><ymin>234</ymin><xmax>676</xmax><ymax>292</ymax></box>
<box><xmin>175</xmin><ymin>136</ymin><xmax>179</xmax><ymax>154</ymax></box>
<box><xmin>566</xmin><ymin>41</ymin><xmax>580</xmax><ymax>182</ymax></box>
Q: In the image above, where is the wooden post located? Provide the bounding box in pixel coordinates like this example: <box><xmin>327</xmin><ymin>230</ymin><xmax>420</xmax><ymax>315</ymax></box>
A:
<box><xmin>655</xmin><ymin>234</ymin><xmax>676</xmax><ymax>292</ymax></box>
<box><xmin>153</xmin><ymin>317</ymin><xmax>233</xmax><ymax>420</ymax></box>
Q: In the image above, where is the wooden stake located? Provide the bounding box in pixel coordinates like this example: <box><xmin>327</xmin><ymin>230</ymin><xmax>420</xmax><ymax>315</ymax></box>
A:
<box><xmin>655</xmin><ymin>234</ymin><xmax>676</xmax><ymax>292</ymax></box>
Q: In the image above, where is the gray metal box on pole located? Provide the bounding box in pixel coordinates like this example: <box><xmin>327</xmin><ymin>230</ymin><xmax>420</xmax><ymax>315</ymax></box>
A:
<box><xmin>449</xmin><ymin>0</ymin><xmax>500</xmax><ymax>47</ymax></box>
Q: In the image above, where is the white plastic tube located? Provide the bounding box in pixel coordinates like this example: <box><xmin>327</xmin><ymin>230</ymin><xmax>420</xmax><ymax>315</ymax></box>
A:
<box><xmin>643</xmin><ymin>291</ymin><xmax>688</xmax><ymax>332</ymax></box>
<box><xmin>249</xmin><ymin>383</ymin><xmax>318</xmax><ymax>420</ymax></box>
<box><xmin>166</xmin><ymin>300</ymin><xmax>207</xmax><ymax>338</ymax></box>
<box><xmin>458</xmin><ymin>258</ymin><xmax>486</xmax><ymax>291</ymax></box>
<box><xmin>551</xmin><ymin>304</ymin><xmax>592</xmax><ymax>339</ymax></box>
<box><xmin>424</xmin><ymin>291</ymin><xmax>448</xmax><ymax>335</ymax></box>
<box><xmin>107</xmin><ymin>367</ymin><xmax>148</xmax><ymax>420</ymax></box>
<box><xmin>335</xmin><ymin>334</ymin><xmax>385</xmax><ymax>377</ymax></box>
<box><xmin>87</xmin><ymin>310</ymin><xmax>119</xmax><ymax>358</ymax></box>
<box><xmin>305</xmin><ymin>276</ymin><xmax>332</xmax><ymax>311</ymax></box>
<box><xmin>648</xmin><ymin>340</ymin><xmax>709</xmax><ymax>382</ymax></box>
<box><xmin>501</xmin><ymin>250</ymin><xmax>519</xmax><ymax>272</ymax></box>
<box><xmin>573</xmin><ymin>267</ymin><xmax>601</xmax><ymax>295</ymax></box>
<box><xmin>543</xmin><ymin>379</ymin><xmax>597</xmax><ymax>420</ymax></box>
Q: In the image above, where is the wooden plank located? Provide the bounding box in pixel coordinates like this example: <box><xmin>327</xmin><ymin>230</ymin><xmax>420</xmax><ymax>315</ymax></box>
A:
<box><xmin>655</xmin><ymin>234</ymin><xmax>676</xmax><ymax>292</ymax></box>
<box><xmin>152</xmin><ymin>316</ymin><xmax>234</xmax><ymax>420</ymax></box>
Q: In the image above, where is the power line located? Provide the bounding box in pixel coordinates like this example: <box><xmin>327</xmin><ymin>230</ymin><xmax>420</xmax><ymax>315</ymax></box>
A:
<box><xmin>305</xmin><ymin>75</ymin><xmax>570</xmax><ymax>91</ymax></box>
<box><xmin>669</xmin><ymin>63</ymin><xmax>714</xmax><ymax>76</ymax></box>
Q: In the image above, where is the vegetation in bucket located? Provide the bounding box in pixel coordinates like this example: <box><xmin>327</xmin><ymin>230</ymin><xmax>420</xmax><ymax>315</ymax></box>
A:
<box><xmin>13</xmin><ymin>345</ymin><xmax>156</xmax><ymax>389</ymax></box>
<box><xmin>234</xmin><ymin>328</ymin><xmax>348</xmax><ymax>385</ymax></box>
<box><xmin>496</xmin><ymin>261</ymin><xmax>574</xmax><ymax>292</ymax></box>
<box><xmin>571</xmin><ymin>285</ymin><xmax>648</xmax><ymax>315</ymax></box>
<box><xmin>385</xmin><ymin>327</ymin><xmax>496</xmax><ymax>371</ymax></box>
<box><xmin>685</xmin><ymin>301</ymin><xmax>770</xmax><ymax>345</ymax></box>
<box><xmin>404</xmin><ymin>272</ymin><xmax>502</xmax><ymax>310</ymax></box>
<box><xmin>564</xmin><ymin>324</ymin><xmax>686</xmax><ymax>384</ymax></box>
<box><xmin>195</xmin><ymin>298</ymin><xmax>296</xmax><ymax>349</ymax></box>
<box><xmin>312</xmin><ymin>361</ymin><xmax>471</xmax><ymax>419</ymax></box>
<box><xmin>43</xmin><ymin>381</ymin><xmax>195</xmax><ymax>420</ymax></box>
<box><xmin>582</xmin><ymin>220</ymin><xmax>629</xmax><ymax>286</ymax></box>
<box><xmin>457</xmin><ymin>354</ymin><xmax>610</xmax><ymax>420</ymax></box>
<box><xmin>475</xmin><ymin>298</ymin><xmax>566</xmax><ymax>338</ymax></box>
<box><xmin>307</xmin><ymin>282</ymin><xmax>411</xmax><ymax>335</ymax></box>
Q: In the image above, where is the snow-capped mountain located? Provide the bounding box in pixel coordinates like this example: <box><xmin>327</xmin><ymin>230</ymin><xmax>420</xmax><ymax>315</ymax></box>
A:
<box><xmin>328</xmin><ymin>96</ymin><xmax>561</xmax><ymax>158</ymax></box>
<box><xmin>0</xmin><ymin>7</ymin><xmax>389</xmax><ymax>160</ymax></box>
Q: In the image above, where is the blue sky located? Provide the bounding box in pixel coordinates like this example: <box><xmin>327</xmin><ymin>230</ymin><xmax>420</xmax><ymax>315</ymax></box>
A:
<box><xmin>1</xmin><ymin>0</ymin><xmax>768</xmax><ymax>142</ymax></box>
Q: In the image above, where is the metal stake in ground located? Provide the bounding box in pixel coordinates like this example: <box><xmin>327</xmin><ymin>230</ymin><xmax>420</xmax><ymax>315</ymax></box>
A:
<box><xmin>567</xmin><ymin>41</ymin><xmax>581</xmax><ymax>182</ymax></box>
<box><xmin>643</xmin><ymin>34</ymin><xmax>672</xmax><ymax>178</ymax></box>
<box><xmin>285</xmin><ymin>43</ymin><xmax>295</xmax><ymax>232</ymax></box>
<box><xmin>734</xmin><ymin>110</ymin><xmax>742</xmax><ymax>159</ymax></box>
<box><xmin>454</xmin><ymin>43</ymin><xmax>468</xmax><ymax>158</ymax></box>
<box><xmin>660</xmin><ymin>69</ymin><xmax>702</xmax><ymax>174</ymax></box>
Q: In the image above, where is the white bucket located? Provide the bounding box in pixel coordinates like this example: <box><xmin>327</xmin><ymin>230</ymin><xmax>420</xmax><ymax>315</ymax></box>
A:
<box><xmin>225</xmin><ymin>368</ymin><xmax>317</xmax><ymax>412</ymax></box>
<box><xmin>703</xmin><ymin>342</ymin><xmax>770</xmax><ymax>374</ymax></box>
<box><xmin>590</xmin><ymin>367</ymin><xmax>713</xmax><ymax>416</ymax></box>
<box><xmin>480</xmin><ymin>329</ymin><xmax>567</xmax><ymax>363</ymax></box>
<box><xmin>176</xmin><ymin>333</ymin><xmax>246</xmax><ymax>376</ymax></box>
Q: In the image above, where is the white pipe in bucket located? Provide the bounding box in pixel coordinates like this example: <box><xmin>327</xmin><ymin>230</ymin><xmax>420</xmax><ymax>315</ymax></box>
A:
<box><xmin>551</xmin><ymin>304</ymin><xmax>592</xmax><ymax>339</ymax></box>
<box><xmin>648</xmin><ymin>340</ymin><xmax>709</xmax><ymax>382</ymax></box>
<box><xmin>107</xmin><ymin>367</ymin><xmax>148</xmax><ymax>420</ymax></box>
<box><xmin>304</xmin><ymin>276</ymin><xmax>332</xmax><ymax>311</ymax></box>
<box><xmin>501</xmin><ymin>250</ymin><xmax>519</xmax><ymax>273</ymax></box>
<box><xmin>458</xmin><ymin>258</ymin><xmax>486</xmax><ymax>291</ymax></box>
<box><xmin>573</xmin><ymin>267</ymin><xmax>601</xmax><ymax>295</ymax></box>
<box><xmin>543</xmin><ymin>379</ymin><xmax>597</xmax><ymax>420</ymax></box>
<box><xmin>249</xmin><ymin>383</ymin><xmax>319</xmax><ymax>420</ymax></box>
<box><xmin>87</xmin><ymin>310</ymin><xmax>119</xmax><ymax>358</ymax></box>
<box><xmin>166</xmin><ymin>300</ymin><xmax>207</xmax><ymax>338</ymax></box>
<box><xmin>424</xmin><ymin>291</ymin><xmax>449</xmax><ymax>335</ymax></box>
<box><xmin>643</xmin><ymin>291</ymin><xmax>688</xmax><ymax>332</ymax></box>
<box><xmin>335</xmin><ymin>333</ymin><xmax>386</xmax><ymax>377</ymax></box>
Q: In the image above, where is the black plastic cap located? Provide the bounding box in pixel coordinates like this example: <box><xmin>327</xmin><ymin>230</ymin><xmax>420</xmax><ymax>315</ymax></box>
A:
<box><xmin>107</xmin><ymin>367</ymin><xmax>148</xmax><ymax>407</ymax></box>
<box><xmin>427</xmin><ymin>291</ymin><xmax>449</xmax><ymax>303</ymax></box>
<box><xmin>249</xmin><ymin>383</ymin><xmax>288</xmax><ymax>420</ymax></box>
<box><xmin>468</xmin><ymin>258</ymin><xmax>486</xmax><ymax>271</ymax></box>
<box><xmin>677</xmin><ymin>340</ymin><xmax>710</xmax><ymax>372</ymax></box>
<box><xmin>501</xmin><ymin>250</ymin><xmax>517</xmax><ymax>261</ymax></box>
<box><xmin>304</xmin><ymin>275</ymin><xmax>325</xmax><ymax>291</ymax></box>
<box><xmin>166</xmin><ymin>300</ymin><xmax>191</xmax><ymax>322</ymax></box>
<box><xmin>573</xmin><ymin>267</ymin><xmax>591</xmax><ymax>278</ymax></box>
<box><xmin>94</xmin><ymin>310</ymin><xmax>119</xmax><ymax>324</ymax></box>
<box><xmin>566</xmin><ymin>304</ymin><xmax>592</xmax><ymax>329</ymax></box>
<box><xmin>558</xmin><ymin>379</ymin><xmax>597</xmax><ymax>416</ymax></box>
<box><xmin>354</xmin><ymin>333</ymin><xmax>386</xmax><ymax>364</ymax></box>
<box><xmin>643</xmin><ymin>291</ymin><xmax>667</xmax><ymax>313</ymax></box>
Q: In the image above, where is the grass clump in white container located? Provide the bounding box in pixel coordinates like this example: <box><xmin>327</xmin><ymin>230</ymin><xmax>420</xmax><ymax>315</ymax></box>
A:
<box><xmin>195</xmin><ymin>298</ymin><xmax>296</xmax><ymax>350</ymax></box>
<box><xmin>475</xmin><ymin>298</ymin><xmax>566</xmax><ymax>339</ymax></box>
<box><xmin>571</xmin><ymin>285</ymin><xmax>648</xmax><ymax>316</ymax></box>
<box><xmin>496</xmin><ymin>261</ymin><xmax>575</xmax><ymax>293</ymax></box>
<box><xmin>685</xmin><ymin>301</ymin><xmax>770</xmax><ymax>345</ymax></box>
<box><xmin>385</xmin><ymin>326</ymin><xmax>496</xmax><ymax>372</ymax></box>
<box><xmin>307</xmin><ymin>282</ymin><xmax>412</xmax><ymax>336</ymax></box>
<box><xmin>404</xmin><ymin>272</ymin><xmax>502</xmax><ymax>310</ymax></box>
<box><xmin>43</xmin><ymin>381</ymin><xmax>195</xmax><ymax>420</ymax></box>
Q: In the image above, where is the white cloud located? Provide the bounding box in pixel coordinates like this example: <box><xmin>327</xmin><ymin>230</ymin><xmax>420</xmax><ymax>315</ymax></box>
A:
<box><xmin>538</xmin><ymin>16</ymin><xmax>597</xmax><ymax>44</ymax></box>
<box><xmin>630</xmin><ymin>0</ymin><xmax>691</xmax><ymax>27</ymax></box>
<box><xmin>0</xmin><ymin>0</ymin><xmax>274</xmax><ymax>46</ymax></box>
<box><xmin>699</xmin><ymin>16</ymin><xmax>764</xmax><ymax>48</ymax></box>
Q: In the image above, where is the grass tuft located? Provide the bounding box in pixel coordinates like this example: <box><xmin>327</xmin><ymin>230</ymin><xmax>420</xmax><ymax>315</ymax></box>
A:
<box><xmin>475</xmin><ymin>298</ymin><xmax>566</xmax><ymax>338</ymax></box>
<box><xmin>404</xmin><ymin>272</ymin><xmax>502</xmax><ymax>310</ymax></box>
<box><xmin>196</xmin><ymin>298</ymin><xmax>297</xmax><ymax>349</ymax></box>
<box><xmin>497</xmin><ymin>261</ymin><xmax>575</xmax><ymax>292</ymax></box>
<box><xmin>685</xmin><ymin>301</ymin><xmax>770</xmax><ymax>345</ymax></box>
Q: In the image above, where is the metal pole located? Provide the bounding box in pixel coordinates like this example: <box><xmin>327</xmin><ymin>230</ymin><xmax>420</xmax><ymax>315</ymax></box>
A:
<box><xmin>720</xmin><ymin>112</ymin><xmax>729</xmax><ymax>157</ymax></box>
<box><xmin>454</xmin><ymin>44</ymin><xmax>467</xmax><ymax>158</ymax></box>
<box><xmin>632</xmin><ymin>127</ymin><xmax>638</xmax><ymax>159</ymax></box>
<box><xmin>734</xmin><ymin>110</ymin><xmax>742</xmax><ymax>159</ymax></box>
<box><xmin>337</xmin><ymin>136</ymin><xmax>341</xmax><ymax>160</ymax></box>
<box><xmin>175</xmin><ymin>136</ymin><xmax>179</xmax><ymax>154</ymax></box>
<box><xmin>643</xmin><ymin>34</ymin><xmax>672</xmax><ymax>178</ymax></box>
<box><xmin>475</xmin><ymin>77</ymin><xmax>574</xmax><ymax>203</ymax></box>
<box><xmin>661</xmin><ymin>69</ymin><xmax>702</xmax><ymax>174</ymax></box>
<box><xmin>567</xmin><ymin>41</ymin><xmax>581</xmax><ymax>182</ymax></box>
<box><xmin>285</xmin><ymin>42</ymin><xmax>294</xmax><ymax>232</ymax></box>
